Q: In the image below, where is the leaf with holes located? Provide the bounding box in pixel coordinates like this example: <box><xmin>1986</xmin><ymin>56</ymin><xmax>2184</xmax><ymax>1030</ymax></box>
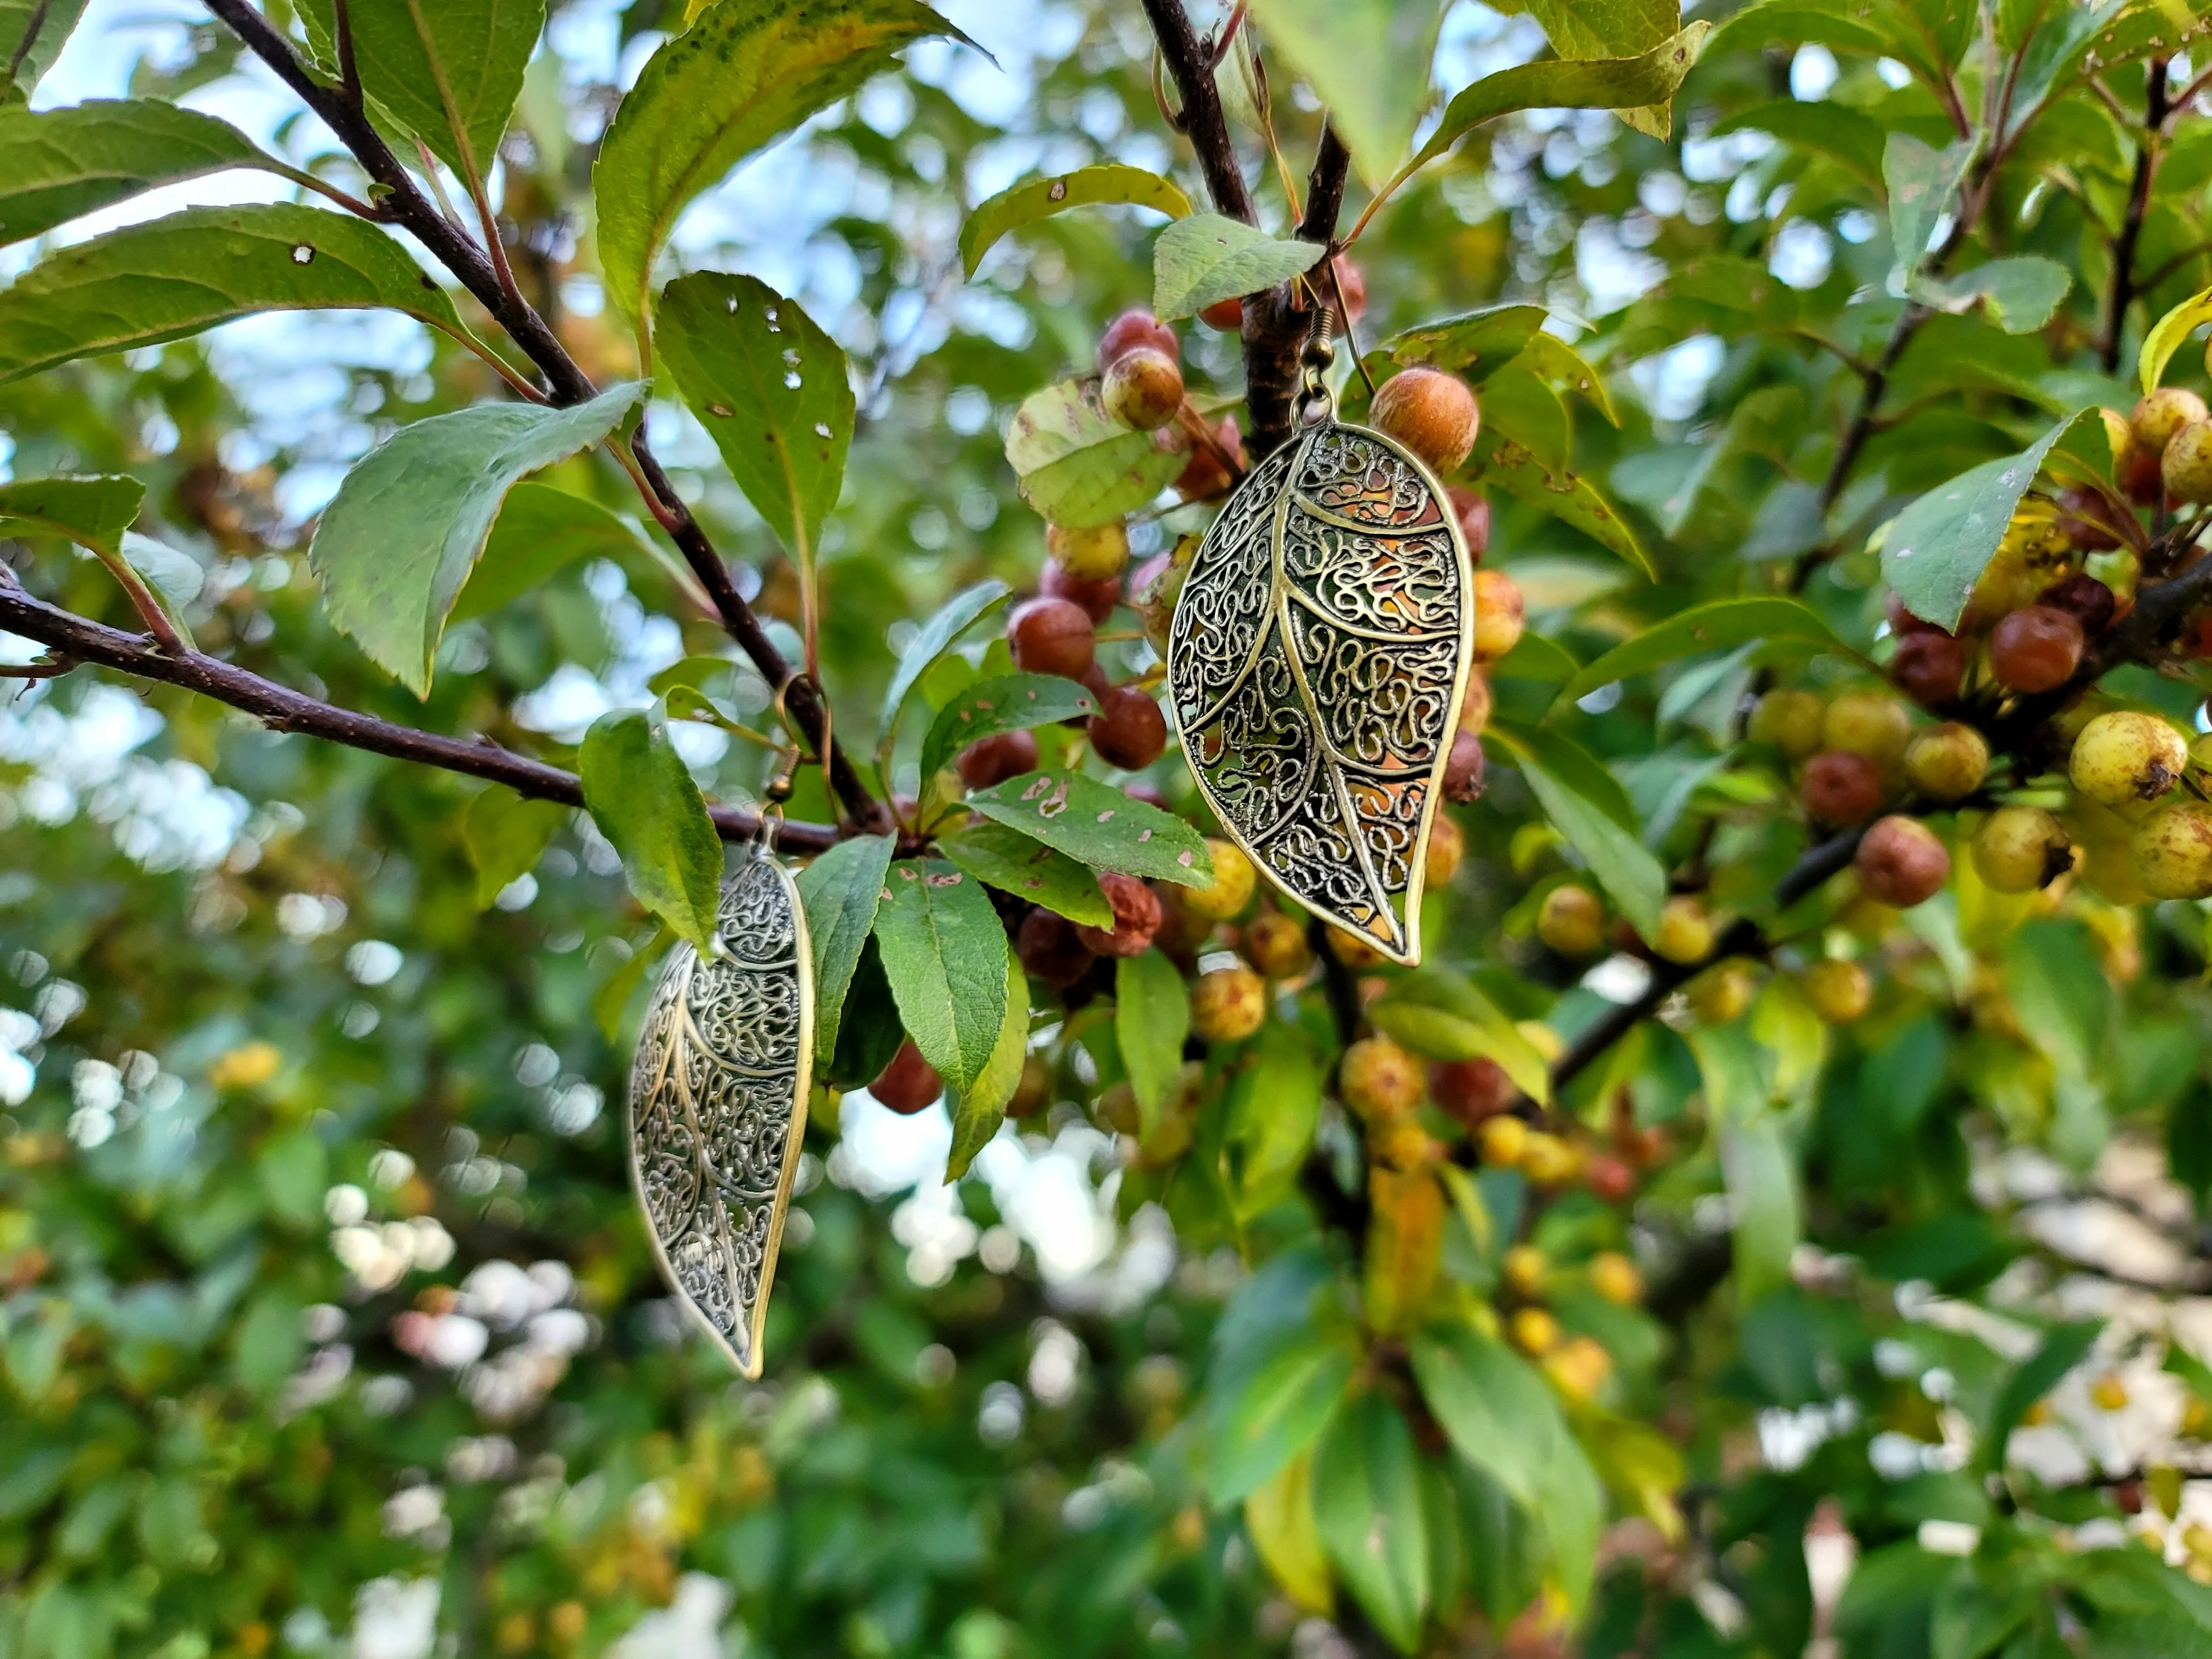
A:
<box><xmin>964</xmin><ymin>769</ymin><xmax>1213</xmax><ymax>889</ymax></box>
<box><xmin>311</xmin><ymin>383</ymin><xmax>642</xmax><ymax>695</ymax></box>
<box><xmin>593</xmin><ymin>0</ymin><xmax>962</xmax><ymax>341</ymax></box>
<box><xmin>1154</xmin><ymin>212</ymin><xmax>1327</xmax><ymax>321</ymax></box>
<box><xmin>658</xmin><ymin>272</ymin><xmax>852</xmax><ymax>575</ymax></box>
<box><xmin>871</xmin><ymin>858</ymin><xmax>1010</xmax><ymax>1095</ymax></box>
<box><xmin>920</xmin><ymin>673</ymin><xmax>1096</xmax><ymax>782</ymax></box>
<box><xmin>1166</xmin><ymin>424</ymin><xmax>1470</xmax><ymax>962</ymax></box>
<box><xmin>935</xmin><ymin>820</ymin><xmax>1110</xmax><ymax>928</ymax></box>
<box><xmin>0</xmin><ymin>204</ymin><xmax>468</xmax><ymax>384</ymax></box>
<box><xmin>295</xmin><ymin>0</ymin><xmax>544</xmax><ymax>182</ymax></box>
<box><xmin>0</xmin><ymin>101</ymin><xmax>281</xmax><ymax>249</ymax></box>
<box><xmin>961</xmin><ymin>163</ymin><xmax>1190</xmax><ymax>277</ymax></box>
<box><xmin>1004</xmin><ymin>377</ymin><xmax>1192</xmax><ymax>528</ymax></box>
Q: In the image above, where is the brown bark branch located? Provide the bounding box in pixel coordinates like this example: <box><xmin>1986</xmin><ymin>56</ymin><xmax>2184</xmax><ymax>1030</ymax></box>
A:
<box><xmin>0</xmin><ymin>583</ymin><xmax>839</xmax><ymax>854</ymax></box>
<box><xmin>202</xmin><ymin>0</ymin><xmax>886</xmax><ymax>835</ymax></box>
<box><xmin>2102</xmin><ymin>58</ymin><xmax>2170</xmax><ymax>374</ymax></box>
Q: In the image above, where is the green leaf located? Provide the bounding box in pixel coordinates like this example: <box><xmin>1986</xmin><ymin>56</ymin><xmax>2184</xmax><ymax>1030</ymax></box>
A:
<box><xmin>947</xmin><ymin>947</ymin><xmax>1028</xmax><ymax>1178</ymax></box>
<box><xmin>1713</xmin><ymin>101</ymin><xmax>1887</xmax><ymax>190</ymax></box>
<box><xmin>0</xmin><ymin>0</ymin><xmax>86</xmax><ymax>99</ymax></box>
<box><xmin>936</xmin><ymin>820</ymin><xmax>1110</xmax><ymax>927</ymax></box>
<box><xmin>1491</xmin><ymin>0</ymin><xmax>1685</xmax><ymax>136</ymax></box>
<box><xmin>1706</xmin><ymin>0</ymin><xmax>1892</xmax><ymax>58</ymax></box>
<box><xmin>1241</xmin><ymin>0</ymin><xmax>1445</xmax><ymax>191</ymax></box>
<box><xmin>296</xmin><ymin>0</ymin><xmax>541</xmax><ymax>182</ymax></box>
<box><xmin>462</xmin><ymin>787</ymin><xmax>569</xmax><ymax>908</ymax></box>
<box><xmin>1885</xmin><ymin>131</ymin><xmax>1976</xmax><ymax>280</ymax></box>
<box><xmin>1984</xmin><ymin>1321</ymin><xmax>2101</xmax><ymax>1474</ymax></box>
<box><xmin>1914</xmin><ymin>256</ymin><xmax>2073</xmax><ymax>334</ymax></box>
<box><xmin>965</xmin><ymin>769</ymin><xmax>1214</xmax><ymax>888</ymax></box>
<box><xmin>452</xmin><ymin>483</ymin><xmax>650</xmax><ymax>623</ymax></box>
<box><xmin>1487</xmin><ymin>723</ymin><xmax>1665</xmax><ymax>936</ymax></box>
<box><xmin>578</xmin><ymin>711</ymin><xmax>724</xmax><ymax>952</ymax></box>
<box><xmin>1465</xmin><ymin>420</ymin><xmax>1651</xmax><ymax>576</ymax></box>
<box><xmin>871</xmin><ymin>858</ymin><xmax>1010</xmax><ymax>1094</ymax></box>
<box><xmin>656</xmin><ymin>272</ymin><xmax>852</xmax><ymax>571</ymax></box>
<box><xmin>794</xmin><ymin>832</ymin><xmax>894</xmax><ymax>1069</ymax></box>
<box><xmin>593</xmin><ymin>0</ymin><xmax>959</xmax><ymax>340</ymax></box>
<box><xmin>1152</xmin><ymin>212</ymin><xmax>1327</xmax><ymax>321</ymax></box>
<box><xmin>119</xmin><ymin>532</ymin><xmax>204</xmax><ymax>615</ymax></box>
<box><xmin>1208</xmin><ymin>1339</ymin><xmax>1357</xmax><ymax>1503</ymax></box>
<box><xmin>0</xmin><ymin>203</ymin><xmax>469</xmax><ymax>385</ymax></box>
<box><xmin>875</xmin><ymin>578</ymin><xmax>1011</xmax><ymax>750</ymax></box>
<box><xmin>0</xmin><ymin>100</ymin><xmax>280</xmax><ymax>249</ymax></box>
<box><xmin>1223</xmin><ymin>1023</ymin><xmax>1324</xmax><ymax>1219</ymax></box>
<box><xmin>1117</xmin><ymin>951</ymin><xmax>1190</xmax><ymax>1133</ymax></box>
<box><xmin>1312</xmin><ymin>1394</ymin><xmax>1430</xmax><ymax>1652</ymax></box>
<box><xmin>1380</xmin><ymin>302</ymin><xmax>1549</xmax><ymax>379</ymax></box>
<box><xmin>0</xmin><ymin>473</ymin><xmax>142</xmax><ymax>553</ymax></box>
<box><xmin>1880</xmin><ymin>408</ymin><xmax>2098</xmax><ymax>632</ymax></box>
<box><xmin>961</xmin><ymin>163</ymin><xmax>1190</xmax><ymax>277</ymax></box>
<box><xmin>1004</xmin><ymin>377</ymin><xmax>1192</xmax><ymax>526</ymax></box>
<box><xmin>310</xmin><ymin>382</ymin><xmax>642</xmax><ymax>695</ymax></box>
<box><xmin>2141</xmin><ymin>281</ymin><xmax>2212</xmax><ymax>395</ymax></box>
<box><xmin>1712</xmin><ymin>1096</ymin><xmax>1800</xmax><ymax>1305</ymax></box>
<box><xmin>1508</xmin><ymin>331</ymin><xmax>1619</xmax><ymax>425</ymax></box>
<box><xmin>921</xmin><ymin>673</ymin><xmax>1096</xmax><ymax>783</ymax></box>
<box><xmin>1550</xmin><ymin>597</ymin><xmax>1848</xmax><ymax>714</ymax></box>
<box><xmin>1366</xmin><ymin>967</ymin><xmax>1550</xmax><ymax>1105</ymax></box>
<box><xmin>1408</xmin><ymin>24</ymin><xmax>1710</xmax><ymax>174</ymax></box>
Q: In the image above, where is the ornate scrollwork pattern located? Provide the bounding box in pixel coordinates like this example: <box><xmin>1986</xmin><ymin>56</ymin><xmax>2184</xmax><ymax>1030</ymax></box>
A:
<box><xmin>1167</xmin><ymin>421</ymin><xmax>1473</xmax><ymax>964</ymax></box>
<box><xmin>627</xmin><ymin>849</ymin><xmax>812</xmax><ymax>1377</ymax></box>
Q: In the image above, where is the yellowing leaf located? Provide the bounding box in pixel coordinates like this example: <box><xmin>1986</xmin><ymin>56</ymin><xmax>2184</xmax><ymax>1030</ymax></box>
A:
<box><xmin>961</xmin><ymin>163</ymin><xmax>1190</xmax><ymax>277</ymax></box>
<box><xmin>1245</xmin><ymin>1451</ymin><xmax>1334</xmax><ymax>1616</ymax></box>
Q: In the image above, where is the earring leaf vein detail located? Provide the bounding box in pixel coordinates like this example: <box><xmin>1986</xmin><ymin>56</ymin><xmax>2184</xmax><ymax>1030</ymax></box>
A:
<box><xmin>627</xmin><ymin>834</ymin><xmax>813</xmax><ymax>1378</ymax></box>
<box><xmin>1167</xmin><ymin>334</ymin><xmax>1473</xmax><ymax>966</ymax></box>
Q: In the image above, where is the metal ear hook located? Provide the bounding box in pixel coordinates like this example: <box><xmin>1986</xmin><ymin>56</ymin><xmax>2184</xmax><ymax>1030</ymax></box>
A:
<box><xmin>761</xmin><ymin>672</ymin><xmax>834</xmax><ymax>855</ymax></box>
<box><xmin>1296</xmin><ymin>307</ymin><xmax>1338</xmax><ymax>426</ymax></box>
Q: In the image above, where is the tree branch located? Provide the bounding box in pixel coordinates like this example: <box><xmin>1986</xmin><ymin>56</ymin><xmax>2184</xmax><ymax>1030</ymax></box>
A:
<box><xmin>0</xmin><ymin>584</ymin><xmax>840</xmax><ymax>854</ymax></box>
<box><xmin>2102</xmin><ymin>58</ymin><xmax>2169</xmax><ymax>374</ymax></box>
<box><xmin>201</xmin><ymin>0</ymin><xmax>887</xmax><ymax>835</ymax></box>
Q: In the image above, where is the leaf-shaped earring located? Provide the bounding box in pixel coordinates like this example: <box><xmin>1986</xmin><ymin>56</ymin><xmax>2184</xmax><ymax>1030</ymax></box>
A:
<box><xmin>1167</xmin><ymin>329</ymin><xmax>1473</xmax><ymax>967</ymax></box>
<box><xmin>627</xmin><ymin>825</ymin><xmax>813</xmax><ymax>1378</ymax></box>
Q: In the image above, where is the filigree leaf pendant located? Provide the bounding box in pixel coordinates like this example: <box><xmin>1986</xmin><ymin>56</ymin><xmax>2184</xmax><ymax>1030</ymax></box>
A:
<box><xmin>1167</xmin><ymin>419</ymin><xmax>1474</xmax><ymax>966</ymax></box>
<box><xmin>627</xmin><ymin>843</ymin><xmax>813</xmax><ymax>1377</ymax></box>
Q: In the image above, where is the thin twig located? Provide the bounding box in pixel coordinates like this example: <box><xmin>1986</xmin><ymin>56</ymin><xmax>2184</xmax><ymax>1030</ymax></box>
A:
<box><xmin>0</xmin><ymin>583</ymin><xmax>841</xmax><ymax>853</ymax></box>
<box><xmin>2102</xmin><ymin>58</ymin><xmax>2169</xmax><ymax>374</ymax></box>
<box><xmin>0</xmin><ymin>654</ymin><xmax>72</xmax><ymax>680</ymax></box>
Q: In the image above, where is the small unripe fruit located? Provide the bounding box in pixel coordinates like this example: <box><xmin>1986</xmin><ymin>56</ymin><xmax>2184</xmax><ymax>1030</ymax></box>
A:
<box><xmin>1749</xmin><ymin>689</ymin><xmax>1825</xmax><ymax>760</ymax></box>
<box><xmin>1972</xmin><ymin>806</ymin><xmax>2072</xmax><ymax>893</ymax></box>
<box><xmin>1823</xmin><ymin>690</ymin><xmax>1912</xmax><ymax>768</ymax></box>
<box><xmin>1890</xmin><ymin>630</ymin><xmax>1965</xmax><ymax>708</ymax></box>
<box><xmin>1340</xmin><ymin>1035</ymin><xmax>1423</xmax><ymax>1121</ymax></box>
<box><xmin>1098</xmin><ymin>1081</ymin><xmax>1140</xmax><ymax>1135</ymax></box>
<box><xmin>1040</xmin><ymin>557</ymin><xmax>1121</xmax><ymax>623</ymax></box>
<box><xmin>1546</xmin><ymin>1335</ymin><xmax>1613</xmax><ymax>1400</ymax></box>
<box><xmin>1447</xmin><ymin>486</ymin><xmax>1491</xmax><ymax>557</ymax></box>
<box><xmin>1190</xmin><ymin>964</ymin><xmax>1267</xmax><ymax>1042</ymax></box>
<box><xmin>1017</xmin><ymin>906</ymin><xmax>1094</xmax><ymax>988</ymax></box>
<box><xmin>2131</xmin><ymin>801</ymin><xmax>2212</xmax><ymax>899</ymax></box>
<box><xmin>1459</xmin><ymin>670</ymin><xmax>1493</xmax><ymax>735</ymax></box>
<box><xmin>1046</xmin><ymin>519</ymin><xmax>1129</xmax><ymax>582</ymax></box>
<box><xmin>1103</xmin><ymin>346</ymin><xmax>1185</xmax><ymax>431</ymax></box>
<box><xmin>1856</xmin><ymin>815</ymin><xmax>1950</xmax><ymax>907</ymax></box>
<box><xmin>1651</xmin><ymin>895</ymin><xmax>1714</xmax><ymax>964</ymax></box>
<box><xmin>1197</xmin><ymin>295</ymin><xmax>1243</xmax><ymax>331</ymax></box>
<box><xmin>1173</xmin><ymin>415</ymin><xmax>1243</xmax><ymax>500</ymax></box>
<box><xmin>1009</xmin><ymin>596</ymin><xmax>1097</xmax><ymax>680</ymax></box>
<box><xmin>1370</xmin><ymin>367</ymin><xmax>1480</xmax><ymax>474</ymax></box>
<box><xmin>2041</xmin><ymin>571</ymin><xmax>2117</xmax><ymax>634</ymax></box>
<box><xmin>1886</xmin><ymin>593</ymin><xmax>1945</xmax><ymax>637</ymax></box>
<box><xmin>1425</xmin><ymin>814</ymin><xmax>1465</xmax><ymax>886</ymax></box>
<box><xmin>872</xmin><ymin>1039</ymin><xmax>941</xmax><ymax>1114</ymax></box>
<box><xmin>958</xmin><ymin>729</ymin><xmax>1038</xmax><ymax>790</ymax></box>
<box><xmin>1510</xmin><ymin>1306</ymin><xmax>1561</xmax><ymax>1357</ymax></box>
<box><xmin>1470</xmin><ymin>568</ymin><xmax>1525</xmax><ymax>660</ymax></box>
<box><xmin>2120</xmin><ymin>442</ymin><xmax>2164</xmax><ymax>504</ymax></box>
<box><xmin>1903</xmin><ymin>721</ymin><xmax>1989</xmax><ymax>802</ymax></box>
<box><xmin>1431</xmin><ymin>1057</ymin><xmax>1514</xmax><ymax>1129</ymax></box>
<box><xmin>1443</xmin><ymin>731</ymin><xmax>1486</xmax><ymax>804</ymax></box>
<box><xmin>1243</xmin><ymin>910</ymin><xmax>1314</xmax><ymax>979</ymax></box>
<box><xmin>1989</xmin><ymin>604</ymin><xmax>2084</xmax><ymax>693</ymax></box>
<box><xmin>1479</xmin><ymin>1114</ymin><xmax>1528</xmax><ymax>1168</ymax></box>
<box><xmin>1537</xmin><ymin>885</ymin><xmax>1605</xmax><ymax>956</ymax></box>
<box><xmin>2131</xmin><ymin>387</ymin><xmax>2208</xmax><ymax>456</ymax></box>
<box><xmin>2056</xmin><ymin>485</ymin><xmax>2123</xmax><ymax>552</ymax></box>
<box><xmin>1328</xmin><ymin>926</ymin><xmax>1386</xmax><ymax>969</ymax></box>
<box><xmin>1503</xmin><ymin>1244</ymin><xmax>1547</xmax><ymax>1295</ymax></box>
<box><xmin>1802</xmin><ymin>750</ymin><xmax>1886</xmax><ymax>825</ymax></box>
<box><xmin>1076</xmin><ymin>872</ymin><xmax>1163</xmax><ymax>956</ymax></box>
<box><xmin>1368</xmin><ymin>1117</ymin><xmax>1435</xmax><ymax>1171</ymax></box>
<box><xmin>1801</xmin><ymin>958</ymin><xmax>1872</xmax><ymax>1025</ymax></box>
<box><xmin>1584</xmin><ymin>1152</ymin><xmax>1634</xmax><ymax>1203</ymax></box>
<box><xmin>1687</xmin><ymin>960</ymin><xmax>1755</xmax><ymax>1024</ymax></box>
<box><xmin>1521</xmin><ymin>1131</ymin><xmax>1578</xmax><ymax>1186</ymax></box>
<box><xmin>1006</xmin><ymin>1053</ymin><xmax>1051</xmax><ymax>1119</ymax></box>
<box><xmin>1589</xmin><ymin>1251</ymin><xmax>1641</xmax><ymax>1307</ymax></box>
<box><xmin>1099</xmin><ymin>307</ymin><xmax>1178</xmax><ymax>369</ymax></box>
<box><xmin>1183</xmin><ymin>839</ymin><xmax>1255</xmax><ymax>922</ymax></box>
<box><xmin>2070</xmin><ymin>710</ymin><xmax>2188</xmax><ymax>808</ymax></box>
<box><xmin>1089</xmin><ymin>685</ymin><xmax>1168</xmax><ymax>770</ymax></box>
